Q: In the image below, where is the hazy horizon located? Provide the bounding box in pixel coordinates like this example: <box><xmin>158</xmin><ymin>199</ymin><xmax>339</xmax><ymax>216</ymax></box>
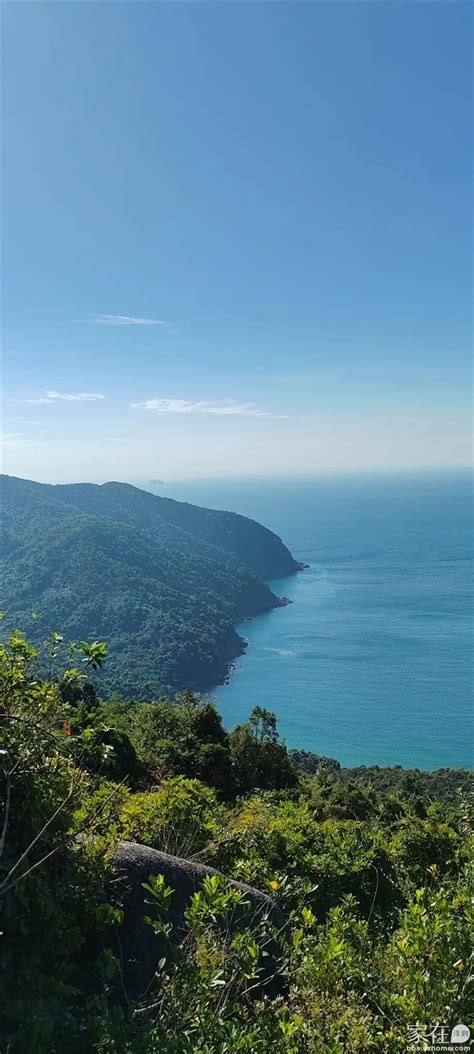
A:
<box><xmin>3</xmin><ymin>464</ymin><xmax>472</xmax><ymax>489</ymax></box>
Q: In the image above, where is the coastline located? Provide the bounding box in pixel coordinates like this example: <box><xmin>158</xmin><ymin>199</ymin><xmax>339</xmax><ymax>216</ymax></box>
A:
<box><xmin>208</xmin><ymin>563</ymin><xmax>309</xmax><ymax>692</ymax></box>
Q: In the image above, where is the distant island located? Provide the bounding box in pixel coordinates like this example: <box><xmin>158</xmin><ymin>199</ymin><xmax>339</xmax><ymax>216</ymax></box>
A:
<box><xmin>1</xmin><ymin>475</ymin><xmax>304</xmax><ymax>698</ymax></box>
<box><xmin>149</xmin><ymin>479</ymin><xmax>164</xmax><ymax>485</ymax></box>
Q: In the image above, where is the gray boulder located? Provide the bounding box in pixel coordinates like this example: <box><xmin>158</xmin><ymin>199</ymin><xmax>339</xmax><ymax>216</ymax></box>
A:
<box><xmin>110</xmin><ymin>840</ymin><xmax>287</xmax><ymax>1000</ymax></box>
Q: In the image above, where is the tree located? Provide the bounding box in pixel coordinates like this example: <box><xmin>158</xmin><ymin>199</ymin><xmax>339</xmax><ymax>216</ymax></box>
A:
<box><xmin>230</xmin><ymin>708</ymin><xmax>297</xmax><ymax>793</ymax></box>
<box><xmin>249</xmin><ymin>706</ymin><xmax>278</xmax><ymax>743</ymax></box>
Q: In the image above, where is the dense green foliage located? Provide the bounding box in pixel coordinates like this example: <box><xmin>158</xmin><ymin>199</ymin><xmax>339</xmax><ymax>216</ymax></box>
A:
<box><xmin>1</xmin><ymin>631</ymin><xmax>472</xmax><ymax>1053</ymax></box>
<box><xmin>1</xmin><ymin>476</ymin><xmax>300</xmax><ymax>697</ymax></box>
<box><xmin>289</xmin><ymin>749</ymin><xmax>474</xmax><ymax>804</ymax></box>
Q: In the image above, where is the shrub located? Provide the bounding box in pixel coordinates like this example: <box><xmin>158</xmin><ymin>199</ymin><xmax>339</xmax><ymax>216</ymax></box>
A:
<box><xmin>118</xmin><ymin>776</ymin><xmax>220</xmax><ymax>857</ymax></box>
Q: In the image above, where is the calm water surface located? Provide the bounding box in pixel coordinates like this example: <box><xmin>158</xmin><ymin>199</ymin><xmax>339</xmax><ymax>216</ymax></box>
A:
<box><xmin>150</xmin><ymin>472</ymin><xmax>473</xmax><ymax>769</ymax></box>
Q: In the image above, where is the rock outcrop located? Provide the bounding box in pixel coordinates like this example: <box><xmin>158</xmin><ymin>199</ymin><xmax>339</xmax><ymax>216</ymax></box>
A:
<box><xmin>110</xmin><ymin>840</ymin><xmax>287</xmax><ymax>999</ymax></box>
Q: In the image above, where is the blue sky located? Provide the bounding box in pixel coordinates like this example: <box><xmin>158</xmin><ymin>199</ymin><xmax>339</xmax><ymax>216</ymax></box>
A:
<box><xmin>2</xmin><ymin>2</ymin><xmax>472</xmax><ymax>482</ymax></box>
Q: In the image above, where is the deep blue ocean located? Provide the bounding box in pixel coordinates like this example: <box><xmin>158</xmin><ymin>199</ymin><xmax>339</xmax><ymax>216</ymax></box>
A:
<box><xmin>150</xmin><ymin>471</ymin><xmax>473</xmax><ymax>770</ymax></box>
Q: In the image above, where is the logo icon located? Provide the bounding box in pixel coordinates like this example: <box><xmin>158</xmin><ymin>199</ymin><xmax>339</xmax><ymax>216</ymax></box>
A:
<box><xmin>450</xmin><ymin>1024</ymin><xmax>471</xmax><ymax>1044</ymax></box>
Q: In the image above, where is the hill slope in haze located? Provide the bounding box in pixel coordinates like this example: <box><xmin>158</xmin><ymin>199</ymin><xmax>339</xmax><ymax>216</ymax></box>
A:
<box><xmin>1</xmin><ymin>475</ymin><xmax>302</xmax><ymax>697</ymax></box>
<box><xmin>45</xmin><ymin>480</ymin><xmax>302</xmax><ymax>581</ymax></box>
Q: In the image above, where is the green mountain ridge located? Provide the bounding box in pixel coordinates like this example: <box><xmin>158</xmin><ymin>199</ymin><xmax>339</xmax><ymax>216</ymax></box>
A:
<box><xmin>0</xmin><ymin>474</ymin><xmax>302</xmax><ymax>696</ymax></box>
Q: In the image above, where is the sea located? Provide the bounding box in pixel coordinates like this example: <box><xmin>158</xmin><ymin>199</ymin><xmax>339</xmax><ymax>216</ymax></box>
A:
<box><xmin>148</xmin><ymin>471</ymin><xmax>473</xmax><ymax>771</ymax></box>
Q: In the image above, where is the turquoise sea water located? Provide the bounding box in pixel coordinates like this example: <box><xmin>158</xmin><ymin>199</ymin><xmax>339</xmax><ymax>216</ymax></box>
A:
<box><xmin>152</xmin><ymin>472</ymin><xmax>473</xmax><ymax>770</ymax></box>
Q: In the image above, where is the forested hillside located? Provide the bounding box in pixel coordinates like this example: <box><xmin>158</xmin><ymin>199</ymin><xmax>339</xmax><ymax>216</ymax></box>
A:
<box><xmin>44</xmin><ymin>480</ymin><xmax>302</xmax><ymax>580</ymax></box>
<box><xmin>1</xmin><ymin>476</ymin><xmax>301</xmax><ymax>696</ymax></box>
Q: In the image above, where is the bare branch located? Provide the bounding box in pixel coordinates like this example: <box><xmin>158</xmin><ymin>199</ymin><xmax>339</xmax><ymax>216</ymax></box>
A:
<box><xmin>0</xmin><ymin>774</ymin><xmax>77</xmax><ymax>894</ymax></box>
<box><xmin>0</xmin><ymin>769</ymin><xmax>11</xmax><ymax>860</ymax></box>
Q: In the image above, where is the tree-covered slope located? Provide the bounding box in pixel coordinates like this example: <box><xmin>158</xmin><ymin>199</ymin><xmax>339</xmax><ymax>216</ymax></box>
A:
<box><xmin>1</xmin><ymin>475</ymin><xmax>299</xmax><ymax>696</ymax></box>
<box><xmin>42</xmin><ymin>480</ymin><xmax>302</xmax><ymax>580</ymax></box>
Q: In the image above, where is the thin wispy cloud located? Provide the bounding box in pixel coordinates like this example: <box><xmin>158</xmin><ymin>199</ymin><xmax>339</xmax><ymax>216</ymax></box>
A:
<box><xmin>130</xmin><ymin>398</ymin><xmax>286</xmax><ymax>418</ymax></box>
<box><xmin>26</xmin><ymin>390</ymin><xmax>107</xmax><ymax>405</ymax></box>
<box><xmin>84</xmin><ymin>314</ymin><xmax>172</xmax><ymax>327</ymax></box>
<box><xmin>3</xmin><ymin>416</ymin><xmax>40</xmax><ymax>425</ymax></box>
<box><xmin>2</xmin><ymin>432</ymin><xmax>45</xmax><ymax>449</ymax></box>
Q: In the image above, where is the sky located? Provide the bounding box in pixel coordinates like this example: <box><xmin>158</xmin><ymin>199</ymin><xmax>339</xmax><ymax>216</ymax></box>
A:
<box><xmin>2</xmin><ymin>1</ymin><xmax>472</xmax><ymax>483</ymax></box>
